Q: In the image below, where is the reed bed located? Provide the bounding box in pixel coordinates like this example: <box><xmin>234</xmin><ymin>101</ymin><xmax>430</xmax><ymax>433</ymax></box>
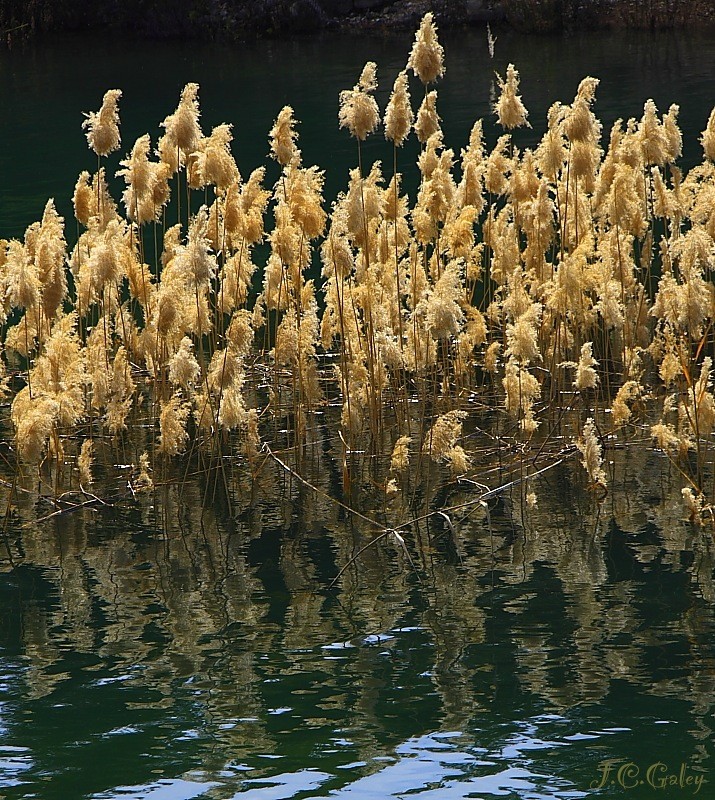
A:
<box><xmin>2</xmin><ymin>13</ymin><xmax>715</xmax><ymax>528</ymax></box>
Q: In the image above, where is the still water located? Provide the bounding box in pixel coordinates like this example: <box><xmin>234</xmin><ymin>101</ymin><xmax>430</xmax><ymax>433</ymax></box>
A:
<box><xmin>0</xmin><ymin>25</ymin><xmax>714</xmax><ymax>800</ymax></box>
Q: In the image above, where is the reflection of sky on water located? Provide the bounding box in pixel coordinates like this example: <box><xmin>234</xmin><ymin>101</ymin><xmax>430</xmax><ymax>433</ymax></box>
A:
<box><xmin>305</xmin><ymin>726</ymin><xmax>590</xmax><ymax>800</ymax></box>
<box><xmin>84</xmin><ymin>722</ymin><xmax>639</xmax><ymax>798</ymax></box>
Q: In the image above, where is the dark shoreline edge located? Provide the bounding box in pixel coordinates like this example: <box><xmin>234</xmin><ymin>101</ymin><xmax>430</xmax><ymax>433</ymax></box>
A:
<box><xmin>2</xmin><ymin>0</ymin><xmax>715</xmax><ymax>43</ymax></box>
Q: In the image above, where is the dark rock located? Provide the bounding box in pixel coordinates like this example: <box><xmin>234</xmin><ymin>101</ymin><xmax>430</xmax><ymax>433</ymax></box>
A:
<box><xmin>315</xmin><ymin>0</ymin><xmax>397</xmax><ymax>16</ymax></box>
<box><xmin>464</xmin><ymin>0</ymin><xmax>506</xmax><ymax>23</ymax></box>
<box><xmin>318</xmin><ymin>0</ymin><xmax>354</xmax><ymax>14</ymax></box>
<box><xmin>275</xmin><ymin>0</ymin><xmax>328</xmax><ymax>32</ymax></box>
<box><xmin>5</xmin><ymin>0</ymin><xmax>714</xmax><ymax>41</ymax></box>
<box><xmin>353</xmin><ymin>0</ymin><xmax>394</xmax><ymax>10</ymax></box>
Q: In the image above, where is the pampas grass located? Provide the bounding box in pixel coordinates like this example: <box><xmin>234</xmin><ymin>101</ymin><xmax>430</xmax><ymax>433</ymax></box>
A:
<box><xmin>1</xmin><ymin>13</ymin><xmax>715</xmax><ymax>528</ymax></box>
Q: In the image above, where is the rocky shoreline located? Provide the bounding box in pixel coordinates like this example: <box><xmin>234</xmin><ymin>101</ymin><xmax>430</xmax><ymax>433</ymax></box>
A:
<box><xmin>3</xmin><ymin>0</ymin><xmax>715</xmax><ymax>41</ymax></box>
<box><xmin>328</xmin><ymin>1</ymin><xmax>505</xmax><ymax>34</ymax></box>
<box><xmin>323</xmin><ymin>0</ymin><xmax>715</xmax><ymax>35</ymax></box>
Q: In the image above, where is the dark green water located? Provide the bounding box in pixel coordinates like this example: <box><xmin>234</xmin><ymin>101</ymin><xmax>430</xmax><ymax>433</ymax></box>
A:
<box><xmin>1</xmin><ymin>442</ymin><xmax>713</xmax><ymax>799</ymax></box>
<box><xmin>0</xmin><ymin>25</ymin><xmax>715</xmax><ymax>800</ymax></box>
<box><xmin>2</xmin><ymin>27</ymin><xmax>715</xmax><ymax>239</ymax></box>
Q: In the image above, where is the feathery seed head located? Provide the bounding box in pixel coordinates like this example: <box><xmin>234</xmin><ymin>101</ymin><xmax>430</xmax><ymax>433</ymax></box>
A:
<box><xmin>414</xmin><ymin>90</ymin><xmax>441</xmax><ymax>144</ymax></box>
<box><xmin>169</xmin><ymin>336</ymin><xmax>201</xmax><ymax>391</ymax></box>
<box><xmin>423</xmin><ymin>409</ymin><xmax>466</xmax><ymax>458</ymax></box>
<box><xmin>564</xmin><ymin>77</ymin><xmax>601</xmax><ymax>145</ymax></box>
<box><xmin>611</xmin><ymin>380</ymin><xmax>640</xmax><ymax>427</ymax></box>
<box><xmin>36</xmin><ymin>205</ymin><xmax>68</xmax><ymax>320</ymax></box>
<box><xmin>72</xmin><ymin>169</ymin><xmax>119</xmax><ymax>231</ymax></box>
<box><xmin>638</xmin><ymin>99</ymin><xmax>668</xmax><ymax>167</ymax></box>
<box><xmin>236</xmin><ymin>167</ymin><xmax>270</xmax><ymax>245</ymax></box>
<box><xmin>576</xmin><ymin>76</ymin><xmax>599</xmax><ymax>104</ymax></box>
<box><xmin>574</xmin><ymin>342</ymin><xmax>599</xmax><ymax>390</ymax></box>
<box><xmin>289</xmin><ymin>165</ymin><xmax>327</xmax><ymax>240</ymax></box>
<box><xmin>83</xmin><ymin>89</ymin><xmax>122</xmax><ymax>157</ymax></box>
<box><xmin>425</xmin><ymin>259</ymin><xmax>465</xmax><ymax>340</ymax></box>
<box><xmin>6</xmin><ymin>239</ymin><xmax>40</xmax><ymax>311</ymax></box>
<box><xmin>218</xmin><ymin>384</ymin><xmax>248</xmax><ymax>431</ymax></box>
<box><xmin>510</xmin><ymin>149</ymin><xmax>540</xmax><ymax>203</ymax></box>
<box><xmin>193</xmin><ymin>123</ymin><xmax>239</xmax><ymax>191</ymax></box>
<box><xmin>663</xmin><ymin>104</ymin><xmax>682</xmax><ymax>163</ymax></box>
<box><xmin>505</xmin><ymin>303</ymin><xmax>541</xmax><ymax>365</ymax></box>
<box><xmin>651</xmin><ymin>421</ymin><xmax>680</xmax><ymax>453</ymax></box>
<box><xmin>226</xmin><ymin>309</ymin><xmax>255</xmax><ymax>356</ymax></box>
<box><xmin>159</xmin><ymin>83</ymin><xmax>202</xmax><ymax>168</ymax></box>
<box><xmin>181</xmin><ymin>207</ymin><xmax>216</xmax><ymax>287</ymax></box>
<box><xmin>465</xmin><ymin>118</ymin><xmax>485</xmax><ymax>156</ymax></box>
<box><xmin>444</xmin><ymin>206</ymin><xmax>478</xmax><ymax>260</ymax></box>
<box><xmin>701</xmin><ymin>107</ymin><xmax>715</xmax><ymax>162</ymax></box>
<box><xmin>142</xmin><ymin>178</ymin><xmax>169</xmax><ymax>226</ymax></box>
<box><xmin>270</xmin><ymin>105</ymin><xmax>301</xmax><ymax>167</ymax></box>
<box><xmin>12</xmin><ymin>390</ymin><xmax>60</xmax><ymax>464</ymax></box>
<box><xmin>157</xmin><ymin>132</ymin><xmax>180</xmax><ymax>174</ymax></box>
<box><xmin>382</xmin><ymin>173</ymin><xmax>409</xmax><ymax>223</ymax></box>
<box><xmin>339</xmin><ymin>62</ymin><xmax>380</xmax><ymax>141</ymax></box>
<box><xmin>457</xmin><ymin>160</ymin><xmax>484</xmax><ymax>213</ymax></box>
<box><xmin>345</xmin><ymin>164</ymin><xmax>382</xmax><ymax>250</ymax></box>
<box><xmin>608</xmin><ymin>163</ymin><xmax>647</xmax><ymax>236</ymax></box>
<box><xmin>494</xmin><ymin>64</ymin><xmax>529</xmax><ymax>131</ymax></box>
<box><xmin>408</xmin><ymin>12</ymin><xmax>445</xmax><ymax>85</ymax></box>
<box><xmin>484</xmin><ymin>135</ymin><xmax>512</xmax><ymax>195</ymax></box>
<box><xmin>321</xmin><ymin>227</ymin><xmax>354</xmax><ymax>281</ymax></box>
<box><xmin>158</xmin><ymin>396</ymin><xmax>190</xmax><ymax>456</ymax></box>
<box><xmin>417</xmin><ymin>130</ymin><xmax>443</xmax><ymax>179</ymax></box>
<box><xmin>118</xmin><ymin>134</ymin><xmax>156</xmax><ymax>223</ymax></box>
<box><xmin>682</xmin><ymin>487</ymin><xmax>705</xmax><ymax>523</ymax></box>
<box><xmin>384</xmin><ymin>71</ymin><xmax>413</xmax><ymax>147</ymax></box>
<box><xmin>119</xmin><ymin>134</ymin><xmax>153</xmax><ymax>199</ymax></box>
<box><xmin>536</xmin><ymin>108</ymin><xmax>567</xmax><ymax>179</ymax></box>
<box><xmin>484</xmin><ymin>341</ymin><xmax>501</xmax><ymax>373</ymax></box>
<box><xmin>73</xmin><ymin>171</ymin><xmax>93</xmax><ymax>226</ymax></box>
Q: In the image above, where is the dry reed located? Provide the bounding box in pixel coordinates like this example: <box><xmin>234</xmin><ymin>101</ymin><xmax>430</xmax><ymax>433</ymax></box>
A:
<box><xmin>2</xmin><ymin>14</ymin><xmax>715</xmax><ymax>526</ymax></box>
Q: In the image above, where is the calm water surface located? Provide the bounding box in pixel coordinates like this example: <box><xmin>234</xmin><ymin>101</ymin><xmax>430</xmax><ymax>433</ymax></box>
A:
<box><xmin>2</xmin><ymin>27</ymin><xmax>715</xmax><ymax>237</ymax></box>
<box><xmin>0</xmin><ymin>26</ymin><xmax>714</xmax><ymax>800</ymax></box>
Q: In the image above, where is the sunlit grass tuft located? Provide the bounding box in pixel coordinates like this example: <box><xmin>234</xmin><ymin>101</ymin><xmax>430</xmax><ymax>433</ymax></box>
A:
<box><xmin>1</xmin><ymin>14</ymin><xmax>714</xmax><ymax>528</ymax></box>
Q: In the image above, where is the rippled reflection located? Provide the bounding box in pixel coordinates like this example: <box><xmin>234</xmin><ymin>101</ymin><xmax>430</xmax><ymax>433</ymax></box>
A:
<box><xmin>0</xmin><ymin>420</ymin><xmax>713</xmax><ymax>799</ymax></box>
